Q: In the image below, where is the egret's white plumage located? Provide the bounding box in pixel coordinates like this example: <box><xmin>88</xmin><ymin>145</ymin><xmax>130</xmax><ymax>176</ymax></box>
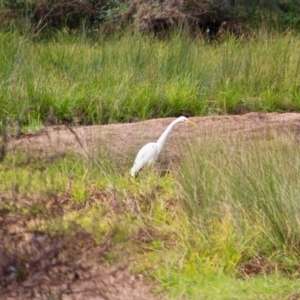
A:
<box><xmin>130</xmin><ymin>116</ymin><xmax>195</xmax><ymax>177</ymax></box>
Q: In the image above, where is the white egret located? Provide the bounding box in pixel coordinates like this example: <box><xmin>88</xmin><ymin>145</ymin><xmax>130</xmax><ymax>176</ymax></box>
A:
<box><xmin>130</xmin><ymin>116</ymin><xmax>196</xmax><ymax>177</ymax></box>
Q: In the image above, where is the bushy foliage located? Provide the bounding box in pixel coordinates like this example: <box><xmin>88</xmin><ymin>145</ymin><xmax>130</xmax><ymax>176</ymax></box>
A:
<box><xmin>0</xmin><ymin>0</ymin><xmax>299</xmax><ymax>38</ymax></box>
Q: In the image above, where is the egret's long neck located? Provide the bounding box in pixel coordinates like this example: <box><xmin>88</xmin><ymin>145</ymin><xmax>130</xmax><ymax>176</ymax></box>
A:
<box><xmin>156</xmin><ymin>119</ymin><xmax>179</xmax><ymax>151</ymax></box>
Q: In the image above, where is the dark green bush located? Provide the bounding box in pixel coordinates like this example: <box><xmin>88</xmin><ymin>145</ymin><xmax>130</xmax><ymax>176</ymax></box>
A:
<box><xmin>0</xmin><ymin>0</ymin><xmax>299</xmax><ymax>37</ymax></box>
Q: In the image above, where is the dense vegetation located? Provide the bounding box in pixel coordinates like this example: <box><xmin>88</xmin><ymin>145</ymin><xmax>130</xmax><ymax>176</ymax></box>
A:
<box><xmin>0</xmin><ymin>31</ymin><xmax>300</xmax><ymax>128</ymax></box>
<box><xmin>0</xmin><ymin>0</ymin><xmax>300</xmax><ymax>127</ymax></box>
<box><xmin>1</xmin><ymin>0</ymin><xmax>300</xmax><ymax>36</ymax></box>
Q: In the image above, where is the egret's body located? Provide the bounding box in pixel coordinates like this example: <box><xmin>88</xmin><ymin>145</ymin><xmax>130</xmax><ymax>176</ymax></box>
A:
<box><xmin>130</xmin><ymin>116</ymin><xmax>195</xmax><ymax>177</ymax></box>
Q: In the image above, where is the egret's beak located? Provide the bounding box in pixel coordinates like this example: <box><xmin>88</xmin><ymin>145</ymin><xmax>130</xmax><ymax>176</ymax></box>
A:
<box><xmin>187</xmin><ymin>120</ymin><xmax>196</xmax><ymax>125</ymax></box>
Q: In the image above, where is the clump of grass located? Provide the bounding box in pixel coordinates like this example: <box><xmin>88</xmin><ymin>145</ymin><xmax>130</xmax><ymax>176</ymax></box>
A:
<box><xmin>177</xmin><ymin>128</ymin><xmax>300</xmax><ymax>276</ymax></box>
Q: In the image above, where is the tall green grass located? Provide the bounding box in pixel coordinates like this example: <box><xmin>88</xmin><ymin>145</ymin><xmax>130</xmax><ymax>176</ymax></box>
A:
<box><xmin>177</xmin><ymin>129</ymin><xmax>300</xmax><ymax>275</ymax></box>
<box><xmin>1</xmin><ymin>30</ymin><xmax>300</xmax><ymax>127</ymax></box>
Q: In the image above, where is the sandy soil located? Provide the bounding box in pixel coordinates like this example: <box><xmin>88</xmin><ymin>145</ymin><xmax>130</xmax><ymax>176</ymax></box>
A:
<box><xmin>9</xmin><ymin>112</ymin><xmax>300</xmax><ymax>164</ymax></box>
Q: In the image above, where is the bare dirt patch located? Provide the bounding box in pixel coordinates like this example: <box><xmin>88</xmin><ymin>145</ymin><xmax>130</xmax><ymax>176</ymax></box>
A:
<box><xmin>9</xmin><ymin>112</ymin><xmax>300</xmax><ymax>165</ymax></box>
<box><xmin>0</xmin><ymin>214</ymin><xmax>162</xmax><ymax>300</ymax></box>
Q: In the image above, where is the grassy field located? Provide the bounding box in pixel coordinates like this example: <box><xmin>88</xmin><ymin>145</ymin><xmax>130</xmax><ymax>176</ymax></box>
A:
<box><xmin>2</xmin><ymin>129</ymin><xmax>300</xmax><ymax>298</ymax></box>
<box><xmin>0</xmin><ymin>29</ymin><xmax>300</xmax><ymax>128</ymax></box>
<box><xmin>1</xmin><ymin>29</ymin><xmax>300</xmax><ymax>298</ymax></box>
